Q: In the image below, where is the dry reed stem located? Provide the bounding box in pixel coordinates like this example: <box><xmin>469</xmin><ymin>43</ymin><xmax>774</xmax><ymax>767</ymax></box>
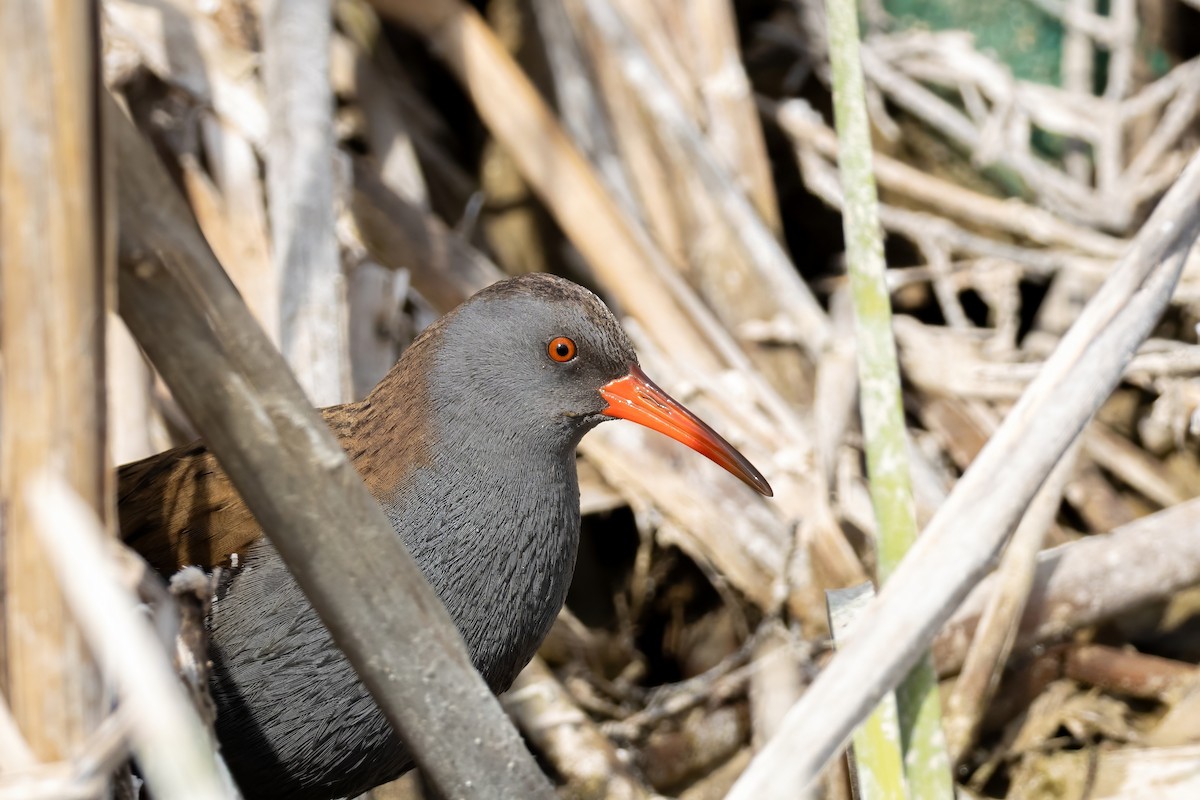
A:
<box><xmin>942</xmin><ymin>443</ymin><xmax>1079</xmax><ymax>763</ymax></box>
<box><xmin>580</xmin><ymin>0</ymin><xmax>832</xmax><ymax>358</ymax></box>
<box><xmin>560</xmin><ymin>0</ymin><xmax>814</xmax><ymax>405</ymax></box>
<box><xmin>0</xmin><ymin>0</ymin><xmax>109</xmax><ymax>770</ymax></box>
<box><xmin>686</xmin><ymin>0</ymin><xmax>781</xmax><ymax>234</ymax></box>
<box><xmin>263</xmin><ymin>0</ymin><xmax>350</xmax><ymax>405</ymax></box>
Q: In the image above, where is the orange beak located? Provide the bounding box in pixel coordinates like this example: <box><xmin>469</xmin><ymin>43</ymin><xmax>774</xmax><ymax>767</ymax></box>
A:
<box><xmin>599</xmin><ymin>365</ymin><xmax>773</xmax><ymax>497</ymax></box>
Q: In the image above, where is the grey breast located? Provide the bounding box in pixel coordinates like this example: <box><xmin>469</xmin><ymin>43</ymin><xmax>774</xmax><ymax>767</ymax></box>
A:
<box><xmin>208</xmin><ymin>538</ymin><xmax>410</xmax><ymax>800</ymax></box>
<box><xmin>207</xmin><ymin>459</ymin><xmax>581</xmax><ymax>800</ymax></box>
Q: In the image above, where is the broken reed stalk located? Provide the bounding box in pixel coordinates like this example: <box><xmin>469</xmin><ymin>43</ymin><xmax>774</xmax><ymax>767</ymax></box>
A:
<box><xmin>578</xmin><ymin>0</ymin><xmax>832</xmax><ymax>357</ymax></box>
<box><xmin>828</xmin><ymin>585</ymin><xmax>906</xmax><ymax>800</ymax></box>
<box><xmin>107</xmin><ymin>93</ymin><xmax>555</xmax><ymax>800</ymax></box>
<box><xmin>942</xmin><ymin>443</ymin><xmax>1079</xmax><ymax>763</ymax></box>
<box><xmin>0</xmin><ymin>0</ymin><xmax>109</xmax><ymax>772</ymax></box>
<box><xmin>823</xmin><ymin>0</ymin><xmax>952</xmax><ymax>794</ymax></box>
<box><xmin>685</xmin><ymin>0</ymin><xmax>782</xmax><ymax>235</ymax></box>
<box><xmin>28</xmin><ymin>477</ymin><xmax>228</xmax><ymax>800</ymax></box>
<box><xmin>729</xmin><ymin>144</ymin><xmax>1200</xmax><ymax>799</ymax></box>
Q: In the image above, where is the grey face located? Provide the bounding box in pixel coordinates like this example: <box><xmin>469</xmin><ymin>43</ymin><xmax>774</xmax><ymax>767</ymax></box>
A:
<box><xmin>427</xmin><ymin>274</ymin><xmax>639</xmax><ymax>449</ymax></box>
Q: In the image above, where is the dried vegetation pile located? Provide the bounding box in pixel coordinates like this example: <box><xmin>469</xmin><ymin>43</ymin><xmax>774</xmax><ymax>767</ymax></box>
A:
<box><xmin>76</xmin><ymin>0</ymin><xmax>1200</xmax><ymax>796</ymax></box>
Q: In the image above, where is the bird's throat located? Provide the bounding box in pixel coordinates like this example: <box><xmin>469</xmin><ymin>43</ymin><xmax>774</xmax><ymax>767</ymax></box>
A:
<box><xmin>384</xmin><ymin>448</ymin><xmax>581</xmax><ymax>693</ymax></box>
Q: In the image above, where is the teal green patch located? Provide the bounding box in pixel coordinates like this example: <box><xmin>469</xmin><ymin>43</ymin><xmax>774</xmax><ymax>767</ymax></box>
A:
<box><xmin>880</xmin><ymin>0</ymin><xmax>1173</xmax><ymax>195</ymax></box>
<box><xmin>883</xmin><ymin>0</ymin><xmax>1172</xmax><ymax>88</ymax></box>
<box><xmin>1147</xmin><ymin>46</ymin><xmax>1171</xmax><ymax>78</ymax></box>
<box><xmin>883</xmin><ymin>0</ymin><xmax>1065</xmax><ymax>85</ymax></box>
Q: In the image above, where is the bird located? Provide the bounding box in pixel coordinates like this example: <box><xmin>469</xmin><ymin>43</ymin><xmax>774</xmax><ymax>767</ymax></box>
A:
<box><xmin>118</xmin><ymin>273</ymin><xmax>772</xmax><ymax>800</ymax></box>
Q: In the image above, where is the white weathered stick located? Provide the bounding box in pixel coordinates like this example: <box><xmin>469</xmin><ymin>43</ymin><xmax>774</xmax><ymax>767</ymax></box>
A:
<box><xmin>263</xmin><ymin>0</ymin><xmax>349</xmax><ymax>405</ymax></box>
<box><xmin>728</xmin><ymin>149</ymin><xmax>1200</xmax><ymax>798</ymax></box>
<box><xmin>28</xmin><ymin>475</ymin><xmax>231</xmax><ymax>800</ymax></box>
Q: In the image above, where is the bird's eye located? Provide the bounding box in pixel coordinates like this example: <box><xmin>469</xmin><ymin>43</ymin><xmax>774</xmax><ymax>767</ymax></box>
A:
<box><xmin>548</xmin><ymin>336</ymin><xmax>577</xmax><ymax>363</ymax></box>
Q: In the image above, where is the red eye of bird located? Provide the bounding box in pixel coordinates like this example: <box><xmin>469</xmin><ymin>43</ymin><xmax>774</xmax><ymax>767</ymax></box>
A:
<box><xmin>548</xmin><ymin>336</ymin><xmax>577</xmax><ymax>363</ymax></box>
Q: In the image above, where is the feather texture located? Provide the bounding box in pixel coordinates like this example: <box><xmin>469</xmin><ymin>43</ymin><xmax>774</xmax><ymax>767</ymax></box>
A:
<box><xmin>117</xmin><ymin>275</ymin><xmax>639</xmax><ymax>799</ymax></box>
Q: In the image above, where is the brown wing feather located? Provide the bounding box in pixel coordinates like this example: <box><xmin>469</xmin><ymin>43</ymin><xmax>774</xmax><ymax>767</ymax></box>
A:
<box><xmin>119</xmin><ymin>404</ymin><xmax>360</xmax><ymax>576</ymax></box>
<box><xmin>119</xmin><ymin>331</ymin><xmax>437</xmax><ymax>577</ymax></box>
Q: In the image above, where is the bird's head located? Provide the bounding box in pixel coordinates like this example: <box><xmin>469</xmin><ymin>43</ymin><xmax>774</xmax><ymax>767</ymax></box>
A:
<box><xmin>415</xmin><ymin>273</ymin><xmax>771</xmax><ymax>496</ymax></box>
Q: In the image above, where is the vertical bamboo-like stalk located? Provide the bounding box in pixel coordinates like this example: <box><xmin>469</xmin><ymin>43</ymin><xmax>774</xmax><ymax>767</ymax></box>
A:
<box><xmin>823</xmin><ymin>0</ymin><xmax>952</xmax><ymax>795</ymax></box>
<box><xmin>263</xmin><ymin>0</ymin><xmax>350</xmax><ymax>405</ymax></box>
<box><xmin>0</xmin><ymin>0</ymin><xmax>109</xmax><ymax>769</ymax></box>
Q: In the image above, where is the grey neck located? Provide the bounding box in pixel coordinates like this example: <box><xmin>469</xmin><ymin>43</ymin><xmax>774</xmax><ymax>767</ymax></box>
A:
<box><xmin>382</xmin><ymin>431</ymin><xmax>583</xmax><ymax>693</ymax></box>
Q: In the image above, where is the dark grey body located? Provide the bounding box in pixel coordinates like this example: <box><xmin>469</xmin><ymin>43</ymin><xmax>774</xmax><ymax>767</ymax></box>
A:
<box><xmin>205</xmin><ymin>275</ymin><xmax>634</xmax><ymax>800</ymax></box>
<box><xmin>209</xmin><ymin>444</ymin><xmax>580</xmax><ymax>800</ymax></box>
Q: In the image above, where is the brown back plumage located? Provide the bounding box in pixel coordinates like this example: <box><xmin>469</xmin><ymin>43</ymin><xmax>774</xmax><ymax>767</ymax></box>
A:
<box><xmin>117</xmin><ymin>306</ymin><xmax>440</xmax><ymax>578</ymax></box>
<box><xmin>117</xmin><ymin>404</ymin><xmax>358</xmax><ymax>575</ymax></box>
